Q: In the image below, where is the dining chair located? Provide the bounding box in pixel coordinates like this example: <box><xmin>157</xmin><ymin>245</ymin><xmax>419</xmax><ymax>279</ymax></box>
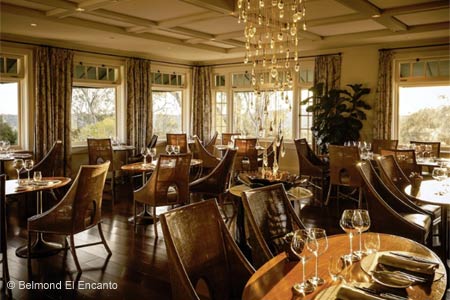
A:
<box><xmin>325</xmin><ymin>145</ymin><xmax>364</xmax><ymax>209</ymax></box>
<box><xmin>27</xmin><ymin>162</ymin><xmax>111</xmax><ymax>273</ymax></box>
<box><xmin>160</xmin><ymin>200</ymin><xmax>254</xmax><ymax>300</ymax></box>
<box><xmin>294</xmin><ymin>138</ymin><xmax>329</xmax><ymax>204</ymax></box>
<box><xmin>234</xmin><ymin>138</ymin><xmax>258</xmax><ymax>172</ymax></box>
<box><xmin>258</xmin><ymin>136</ymin><xmax>283</xmax><ymax>168</ymax></box>
<box><xmin>241</xmin><ymin>183</ymin><xmax>306</xmax><ymax>269</ymax></box>
<box><xmin>0</xmin><ymin>174</ymin><xmax>11</xmax><ymax>297</ymax></box>
<box><xmin>166</xmin><ymin>133</ymin><xmax>188</xmax><ymax>153</ymax></box>
<box><xmin>357</xmin><ymin>160</ymin><xmax>431</xmax><ymax>245</ymax></box>
<box><xmin>189</xmin><ymin>149</ymin><xmax>237</xmax><ymax>223</ymax></box>
<box><xmin>133</xmin><ymin>153</ymin><xmax>191</xmax><ymax>237</ymax></box>
<box><xmin>221</xmin><ymin>132</ymin><xmax>241</xmax><ymax>146</ymax></box>
<box><xmin>380</xmin><ymin>148</ymin><xmax>421</xmax><ymax>177</ymax></box>
<box><xmin>371</xmin><ymin>139</ymin><xmax>398</xmax><ymax>154</ymax></box>
<box><xmin>87</xmin><ymin>138</ymin><xmax>117</xmax><ymax>205</ymax></box>
<box><xmin>193</xmin><ymin>136</ymin><xmax>220</xmax><ymax>176</ymax></box>
<box><xmin>204</xmin><ymin>131</ymin><xmax>218</xmax><ymax>154</ymax></box>
<box><xmin>410</xmin><ymin>141</ymin><xmax>441</xmax><ymax>158</ymax></box>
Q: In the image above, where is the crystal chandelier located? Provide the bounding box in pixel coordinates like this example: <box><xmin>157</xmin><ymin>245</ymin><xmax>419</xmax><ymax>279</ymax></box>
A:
<box><xmin>238</xmin><ymin>0</ymin><xmax>307</xmax><ymax>93</ymax></box>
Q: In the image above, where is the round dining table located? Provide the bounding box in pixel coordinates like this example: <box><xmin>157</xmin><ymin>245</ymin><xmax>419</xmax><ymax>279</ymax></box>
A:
<box><xmin>242</xmin><ymin>233</ymin><xmax>447</xmax><ymax>300</ymax></box>
<box><xmin>5</xmin><ymin>177</ymin><xmax>71</xmax><ymax>258</ymax></box>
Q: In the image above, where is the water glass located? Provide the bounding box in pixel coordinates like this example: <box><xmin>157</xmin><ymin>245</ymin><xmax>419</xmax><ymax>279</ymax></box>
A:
<box><xmin>290</xmin><ymin>229</ymin><xmax>314</xmax><ymax>294</ymax></box>
<box><xmin>363</xmin><ymin>232</ymin><xmax>380</xmax><ymax>254</ymax></box>
<box><xmin>306</xmin><ymin>228</ymin><xmax>328</xmax><ymax>286</ymax></box>
<box><xmin>328</xmin><ymin>255</ymin><xmax>345</xmax><ymax>282</ymax></box>
<box><xmin>352</xmin><ymin>209</ymin><xmax>371</xmax><ymax>258</ymax></box>
<box><xmin>13</xmin><ymin>159</ymin><xmax>24</xmax><ymax>185</ymax></box>
<box><xmin>24</xmin><ymin>159</ymin><xmax>34</xmax><ymax>183</ymax></box>
<box><xmin>33</xmin><ymin>171</ymin><xmax>42</xmax><ymax>182</ymax></box>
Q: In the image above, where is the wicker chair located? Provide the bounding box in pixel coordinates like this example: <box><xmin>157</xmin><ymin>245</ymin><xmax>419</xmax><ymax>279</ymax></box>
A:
<box><xmin>160</xmin><ymin>200</ymin><xmax>254</xmax><ymax>300</ymax></box>
<box><xmin>87</xmin><ymin>138</ymin><xmax>118</xmax><ymax>205</ymax></box>
<box><xmin>241</xmin><ymin>183</ymin><xmax>305</xmax><ymax>269</ymax></box>
<box><xmin>371</xmin><ymin>139</ymin><xmax>398</xmax><ymax>154</ymax></box>
<box><xmin>0</xmin><ymin>174</ymin><xmax>11</xmax><ymax>297</ymax></box>
<box><xmin>380</xmin><ymin>149</ymin><xmax>421</xmax><ymax>177</ymax></box>
<box><xmin>357</xmin><ymin>161</ymin><xmax>431</xmax><ymax>245</ymax></box>
<box><xmin>133</xmin><ymin>153</ymin><xmax>191</xmax><ymax>237</ymax></box>
<box><xmin>234</xmin><ymin>138</ymin><xmax>258</xmax><ymax>172</ymax></box>
<box><xmin>193</xmin><ymin>136</ymin><xmax>220</xmax><ymax>176</ymax></box>
<box><xmin>325</xmin><ymin>145</ymin><xmax>364</xmax><ymax>208</ymax></box>
<box><xmin>166</xmin><ymin>133</ymin><xmax>188</xmax><ymax>153</ymax></box>
<box><xmin>190</xmin><ymin>149</ymin><xmax>237</xmax><ymax>223</ymax></box>
<box><xmin>27</xmin><ymin>162</ymin><xmax>111</xmax><ymax>273</ymax></box>
<box><xmin>204</xmin><ymin>131</ymin><xmax>218</xmax><ymax>154</ymax></box>
<box><xmin>294</xmin><ymin>139</ymin><xmax>329</xmax><ymax>204</ymax></box>
<box><xmin>221</xmin><ymin>133</ymin><xmax>241</xmax><ymax>146</ymax></box>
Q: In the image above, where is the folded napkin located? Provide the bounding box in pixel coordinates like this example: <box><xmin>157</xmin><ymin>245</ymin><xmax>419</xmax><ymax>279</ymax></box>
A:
<box><xmin>336</xmin><ymin>285</ymin><xmax>383</xmax><ymax>300</ymax></box>
<box><xmin>378</xmin><ymin>254</ymin><xmax>437</xmax><ymax>275</ymax></box>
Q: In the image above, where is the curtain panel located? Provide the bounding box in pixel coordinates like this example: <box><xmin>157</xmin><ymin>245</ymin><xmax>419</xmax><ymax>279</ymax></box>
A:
<box><xmin>191</xmin><ymin>66</ymin><xmax>212</xmax><ymax>142</ymax></box>
<box><xmin>34</xmin><ymin>46</ymin><xmax>74</xmax><ymax>176</ymax></box>
<box><xmin>126</xmin><ymin>58</ymin><xmax>153</xmax><ymax>152</ymax></box>
<box><xmin>373</xmin><ymin>50</ymin><xmax>394</xmax><ymax>139</ymax></box>
<box><xmin>313</xmin><ymin>54</ymin><xmax>342</xmax><ymax>92</ymax></box>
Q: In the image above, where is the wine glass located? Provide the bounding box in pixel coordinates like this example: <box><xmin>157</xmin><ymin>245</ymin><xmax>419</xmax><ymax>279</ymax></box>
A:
<box><xmin>0</xmin><ymin>140</ymin><xmax>4</xmax><ymax>154</ymax></box>
<box><xmin>149</xmin><ymin>147</ymin><xmax>156</xmax><ymax>163</ymax></box>
<box><xmin>3</xmin><ymin>141</ymin><xmax>10</xmax><ymax>155</ymax></box>
<box><xmin>13</xmin><ymin>158</ymin><xmax>24</xmax><ymax>185</ymax></box>
<box><xmin>24</xmin><ymin>159</ymin><xmax>34</xmax><ymax>183</ymax></box>
<box><xmin>306</xmin><ymin>228</ymin><xmax>328</xmax><ymax>286</ymax></box>
<box><xmin>328</xmin><ymin>254</ymin><xmax>346</xmax><ymax>282</ymax></box>
<box><xmin>141</xmin><ymin>147</ymin><xmax>149</xmax><ymax>165</ymax></box>
<box><xmin>363</xmin><ymin>232</ymin><xmax>380</xmax><ymax>254</ymax></box>
<box><xmin>173</xmin><ymin>145</ymin><xmax>180</xmax><ymax>155</ymax></box>
<box><xmin>340</xmin><ymin>209</ymin><xmax>357</xmax><ymax>262</ymax></box>
<box><xmin>290</xmin><ymin>229</ymin><xmax>314</xmax><ymax>294</ymax></box>
<box><xmin>166</xmin><ymin>144</ymin><xmax>173</xmax><ymax>155</ymax></box>
<box><xmin>352</xmin><ymin>209</ymin><xmax>371</xmax><ymax>258</ymax></box>
<box><xmin>432</xmin><ymin>167</ymin><xmax>448</xmax><ymax>194</ymax></box>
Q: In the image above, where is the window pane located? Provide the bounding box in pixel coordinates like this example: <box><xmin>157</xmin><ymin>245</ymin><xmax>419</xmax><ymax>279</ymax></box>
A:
<box><xmin>170</xmin><ymin>74</ymin><xmax>177</xmax><ymax>85</ymax></box>
<box><xmin>0</xmin><ymin>57</ymin><xmax>4</xmax><ymax>73</ymax></box>
<box><xmin>439</xmin><ymin>60</ymin><xmax>449</xmax><ymax>77</ymax></box>
<box><xmin>71</xmin><ymin>87</ymin><xmax>116</xmax><ymax>145</ymax></box>
<box><xmin>400</xmin><ymin>63</ymin><xmax>410</xmax><ymax>78</ymax></box>
<box><xmin>6</xmin><ymin>58</ymin><xmax>17</xmax><ymax>74</ymax></box>
<box><xmin>98</xmin><ymin>67</ymin><xmax>107</xmax><ymax>80</ymax></box>
<box><xmin>425</xmin><ymin>61</ymin><xmax>439</xmax><ymax>77</ymax></box>
<box><xmin>0</xmin><ymin>82</ymin><xmax>19</xmax><ymax>145</ymax></box>
<box><xmin>75</xmin><ymin>65</ymin><xmax>85</xmax><ymax>79</ymax></box>
<box><xmin>87</xmin><ymin>67</ymin><xmax>97</xmax><ymax>80</ymax></box>
<box><xmin>412</xmin><ymin>62</ymin><xmax>424</xmax><ymax>77</ymax></box>
<box><xmin>162</xmin><ymin>74</ymin><xmax>170</xmax><ymax>85</ymax></box>
<box><xmin>398</xmin><ymin>86</ymin><xmax>450</xmax><ymax>147</ymax></box>
<box><xmin>108</xmin><ymin>68</ymin><xmax>115</xmax><ymax>81</ymax></box>
<box><xmin>299</xmin><ymin>88</ymin><xmax>313</xmax><ymax>143</ymax></box>
<box><xmin>214</xmin><ymin>91</ymin><xmax>227</xmax><ymax>136</ymax></box>
<box><xmin>152</xmin><ymin>91</ymin><xmax>182</xmax><ymax>137</ymax></box>
<box><xmin>154</xmin><ymin>73</ymin><xmax>162</xmax><ymax>84</ymax></box>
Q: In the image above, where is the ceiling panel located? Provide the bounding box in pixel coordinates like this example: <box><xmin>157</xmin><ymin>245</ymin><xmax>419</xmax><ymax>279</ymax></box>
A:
<box><xmin>305</xmin><ymin>0</ymin><xmax>356</xmax><ymax>20</ymax></box>
<box><xmin>202</xmin><ymin>41</ymin><xmax>234</xmax><ymax>48</ymax></box>
<box><xmin>395</xmin><ymin>8</ymin><xmax>450</xmax><ymax>26</ymax></box>
<box><xmin>105</xmin><ymin>0</ymin><xmax>205</xmax><ymax>21</ymax></box>
<box><xmin>368</xmin><ymin>0</ymin><xmax>440</xmax><ymax>9</ymax></box>
<box><xmin>308</xmin><ymin>19</ymin><xmax>386</xmax><ymax>36</ymax></box>
<box><xmin>183</xmin><ymin>15</ymin><xmax>242</xmax><ymax>35</ymax></box>
<box><xmin>1</xmin><ymin>0</ymin><xmax>52</xmax><ymax>11</ymax></box>
<box><xmin>75</xmin><ymin>13</ymin><xmax>136</xmax><ymax>27</ymax></box>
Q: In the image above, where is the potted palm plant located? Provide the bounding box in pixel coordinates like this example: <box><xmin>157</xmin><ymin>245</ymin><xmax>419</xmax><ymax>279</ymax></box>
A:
<box><xmin>301</xmin><ymin>83</ymin><xmax>372</xmax><ymax>153</ymax></box>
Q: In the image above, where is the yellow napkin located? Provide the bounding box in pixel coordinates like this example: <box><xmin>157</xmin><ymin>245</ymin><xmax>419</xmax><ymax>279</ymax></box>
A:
<box><xmin>336</xmin><ymin>285</ymin><xmax>383</xmax><ymax>300</ymax></box>
<box><xmin>378</xmin><ymin>254</ymin><xmax>437</xmax><ymax>275</ymax></box>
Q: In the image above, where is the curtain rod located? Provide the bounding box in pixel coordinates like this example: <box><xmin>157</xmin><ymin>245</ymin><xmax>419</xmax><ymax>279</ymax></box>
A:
<box><xmin>0</xmin><ymin>39</ymin><xmax>194</xmax><ymax>67</ymax></box>
<box><xmin>205</xmin><ymin>52</ymin><xmax>342</xmax><ymax>67</ymax></box>
<box><xmin>379</xmin><ymin>43</ymin><xmax>449</xmax><ymax>51</ymax></box>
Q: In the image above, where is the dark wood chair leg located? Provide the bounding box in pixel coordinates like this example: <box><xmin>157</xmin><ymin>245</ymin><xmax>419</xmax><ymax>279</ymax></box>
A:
<box><xmin>69</xmin><ymin>235</ymin><xmax>82</xmax><ymax>273</ymax></box>
<box><xmin>98</xmin><ymin>223</ymin><xmax>112</xmax><ymax>255</ymax></box>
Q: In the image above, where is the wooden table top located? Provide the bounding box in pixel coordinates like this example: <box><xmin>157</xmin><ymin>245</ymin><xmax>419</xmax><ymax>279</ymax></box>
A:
<box><xmin>5</xmin><ymin>177</ymin><xmax>71</xmax><ymax>196</ymax></box>
<box><xmin>0</xmin><ymin>153</ymin><xmax>32</xmax><ymax>161</ymax></box>
<box><xmin>229</xmin><ymin>184</ymin><xmax>313</xmax><ymax>201</ymax></box>
<box><xmin>405</xmin><ymin>179</ymin><xmax>450</xmax><ymax>205</ymax></box>
<box><xmin>121</xmin><ymin>158</ymin><xmax>203</xmax><ymax>173</ymax></box>
<box><xmin>242</xmin><ymin>233</ymin><xmax>447</xmax><ymax>300</ymax></box>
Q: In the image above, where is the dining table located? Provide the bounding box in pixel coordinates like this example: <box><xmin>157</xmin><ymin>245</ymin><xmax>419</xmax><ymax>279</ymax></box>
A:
<box><xmin>0</xmin><ymin>152</ymin><xmax>32</xmax><ymax>174</ymax></box>
<box><xmin>242</xmin><ymin>233</ymin><xmax>447</xmax><ymax>300</ymax></box>
<box><xmin>5</xmin><ymin>177</ymin><xmax>71</xmax><ymax>258</ymax></box>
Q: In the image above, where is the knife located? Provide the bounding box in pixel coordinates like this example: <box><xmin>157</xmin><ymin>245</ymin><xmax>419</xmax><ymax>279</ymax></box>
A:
<box><xmin>354</xmin><ymin>286</ymin><xmax>409</xmax><ymax>300</ymax></box>
<box><xmin>389</xmin><ymin>252</ymin><xmax>438</xmax><ymax>265</ymax></box>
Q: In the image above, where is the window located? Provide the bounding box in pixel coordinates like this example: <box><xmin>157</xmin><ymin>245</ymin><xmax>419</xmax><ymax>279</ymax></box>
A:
<box><xmin>152</xmin><ymin>90</ymin><xmax>183</xmax><ymax>137</ymax></box>
<box><xmin>71</xmin><ymin>87</ymin><xmax>116</xmax><ymax>145</ymax></box>
<box><xmin>398</xmin><ymin>85</ymin><xmax>450</xmax><ymax>147</ymax></box>
<box><xmin>74</xmin><ymin>63</ymin><xmax>119</xmax><ymax>82</ymax></box>
<box><xmin>233</xmin><ymin>90</ymin><xmax>293</xmax><ymax>139</ymax></box>
<box><xmin>214</xmin><ymin>74</ymin><xmax>225</xmax><ymax>87</ymax></box>
<box><xmin>399</xmin><ymin>58</ymin><xmax>449</xmax><ymax>81</ymax></box>
<box><xmin>0</xmin><ymin>81</ymin><xmax>19</xmax><ymax>145</ymax></box>
<box><xmin>0</xmin><ymin>56</ymin><xmax>20</xmax><ymax>76</ymax></box>
<box><xmin>214</xmin><ymin>91</ymin><xmax>227</xmax><ymax>135</ymax></box>
<box><xmin>299</xmin><ymin>88</ymin><xmax>313</xmax><ymax>143</ymax></box>
<box><xmin>151</xmin><ymin>71</ymin><xmax>185</xmax><ymax>87</ymax></box>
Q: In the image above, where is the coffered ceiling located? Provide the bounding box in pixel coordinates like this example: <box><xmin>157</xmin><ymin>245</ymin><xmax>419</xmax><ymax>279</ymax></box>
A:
<box><xmin>0</xmin><ymin>0</ymin><xmax>449</xmax><ymax>64</ymax></box>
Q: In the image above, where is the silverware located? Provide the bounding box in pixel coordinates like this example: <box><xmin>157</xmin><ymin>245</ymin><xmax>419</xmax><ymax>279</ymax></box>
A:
<box><xmin>354</xmin><ymin>286</ymin><xmax>409</xmax><ymax>300</ymax></box>
<box><xmin>378</xmin><ymin>264</ymin><xmax>428</xmax><ymax>283</ymax></box>
<box><xmin>389</xmin><ymin>252</ymin><xmax>438</xmax><ymax>265</ymax></box>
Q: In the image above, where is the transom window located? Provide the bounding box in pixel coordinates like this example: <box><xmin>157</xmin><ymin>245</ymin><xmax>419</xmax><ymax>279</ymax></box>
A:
<box><xmin>0</xmin><ymin>56</ymin><xmax>20</xmax><ymax>77</ymax></box>
<box><xmin>151</xmin><ymin>71</ymin><xmax>185</xmax><ymax>87</ymax></box>
<box><xmin>74</xmin><ymin>63</ymin><xmax>119</xmax><ymax>83</ymax></box>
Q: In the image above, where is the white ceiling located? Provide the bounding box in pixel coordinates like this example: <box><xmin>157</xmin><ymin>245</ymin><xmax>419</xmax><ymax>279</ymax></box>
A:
<box><xmin>0</xmin><ymin>0</ymin><xmax>449</xmax><ymax>64</ymax></box>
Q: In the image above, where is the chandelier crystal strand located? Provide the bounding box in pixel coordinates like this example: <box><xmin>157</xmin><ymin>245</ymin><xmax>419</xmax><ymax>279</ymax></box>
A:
<box><xmin>239</xmin><ymin>0</ymin><xmax>306</xmax><ymax>94</ymax></box>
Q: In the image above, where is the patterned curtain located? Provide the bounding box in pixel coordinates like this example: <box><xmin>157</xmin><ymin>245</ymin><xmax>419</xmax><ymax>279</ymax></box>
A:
<box><xmin>34</xmin><ymin>46</ymin><xmax>74</xmax><ymax>176</ymax></box>
<box><xmin>126</xmin><ymin>58</ymin><xmax>152</xmax><ymax>152</ymax></box>
<box><xmin>313</xmin><ymin>54</ymin><xmax>342</xmax><ymax>92</ymax></box>
<box><xmin>191</xmin><ymin>66</ymin><xmax>212</xmax><ymax>141</ymax></box>
<box><xmin>373</xmin><ymin>50</ymin><xmax>394</xmax><ymax>139</ymax></box>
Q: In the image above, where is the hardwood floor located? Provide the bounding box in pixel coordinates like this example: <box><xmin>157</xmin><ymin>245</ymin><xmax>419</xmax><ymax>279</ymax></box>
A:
<box><xmin>3</xmin><ymin>182</ymin><xmax>448</xmax><ymax>299</ymax></box>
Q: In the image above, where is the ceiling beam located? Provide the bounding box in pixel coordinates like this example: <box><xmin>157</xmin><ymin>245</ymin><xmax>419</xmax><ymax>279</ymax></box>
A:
<box><xmin>334</xmin><ymin>0</ymin><xmax>407</xmax><ymax>31</ymax></box>
<box><xmin>45</xmin><ymin>0</ymin><xmax>127</xmax><ymax>18</ymax></box>
<box><xmin>158</xmin><ymin>11</ymin><xmax>221</xmax><ymax>28</ymax></box>
<box><xmin>179</xmin><ymin>0</ymin><xmax>235</xmax><ymax>14</ymax></box>
<box><xmin>383</xmin><ymin>1</ymin><xmax>450</xmax><ymax>17</ymax></box>
<box><xmin>88</xmin><ymin>9</ymin><xmax>157</xmax><ymax>28</ymax></box>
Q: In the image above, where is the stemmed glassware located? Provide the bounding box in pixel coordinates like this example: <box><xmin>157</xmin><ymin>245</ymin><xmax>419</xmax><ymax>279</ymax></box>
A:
<box><xmin>165</xmin><ymin>145</ymin><xmax>173</xmax><ymax>155</ymax></box>
<box><xmin>149</xmin><ymin>148</ymin><xmax>156</xmax><ymax>163</ymax></box>
<box><xmin>328</xmin><ymin>255</ymin><xmax>346</xmax><ymax>282</ymax></box>
<box><xmin>352</xmin><ymin>209</ymin><xmax>371</xmax><ymax>258</ymax></box>
<box><xmin>3</xmin><ymin>141</ymin><xmax>10</xmax><ymax>155</ymax></box>
<box><xmin>141</xmin><ymin>147</ymin><xmax>150</xmax><ymax>165</ymax></box>
<box><xmin>12</xmin><ymin>158</ymin><xmax>24</xmax><ymax>185</ymax></box>
<box><xmin>173</xmin><ymin>145</ymin><xmax>180</xmax><ymax>155</ymax></box>
<box><xmin>290</xmin><ymin>229</ymin><xmax>314</xmax><ymax>294</ymax></box>
<box><xmin>364</xmin><ymin>232</ymin><xmax>380</xmax><ymax>254</ymax></box>
<box><xmin>24</xmin><ymin>159</ymin><xmax>34</xmax><ymax>184</ymax></box>
<box><xmin>0</xmin><ymin>141</ymin><xmax>4</xmax><ymax>155</ymax></box>
<box><xmin>340</xmin><ymin>209</ymin><xmax>357</xmax><ymax>262</ymax></box>
<box><xmin>432</xmin><ymin>167</ymin><xmax>448</xmax><ymax>194</ymax></box>
<box><xmin>306</xmin><ymin>228</ymin><xmax>328</xmax><ymax>286</ymax></box>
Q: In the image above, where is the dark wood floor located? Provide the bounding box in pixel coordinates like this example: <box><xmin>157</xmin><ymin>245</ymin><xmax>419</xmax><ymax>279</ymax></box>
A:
<box><xmin>3</xmin><ymin>182</ymin><xmax>448</xmax><ymax>300</ymax></box>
